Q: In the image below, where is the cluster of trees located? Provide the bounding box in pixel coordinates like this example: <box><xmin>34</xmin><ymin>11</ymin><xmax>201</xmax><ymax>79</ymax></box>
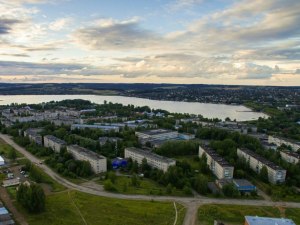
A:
<box><xmin>45</xmin><ymin>148</ymin><xmax>92</xmax><ymax>178</ymax></box>
<box><xmin>155</xmin><ymin>140</ymin><xmax>199</xmax><ymax>157</ymax></box>
<box><xmin>17</xmin><ymin>183</ymin><xmax>45</xmax><ymax>213</ymax></box>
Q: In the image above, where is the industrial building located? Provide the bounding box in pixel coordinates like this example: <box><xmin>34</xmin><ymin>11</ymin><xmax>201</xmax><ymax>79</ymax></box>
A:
<box><xmin>67</xmin><ymin>145</ymin><xmax>107</xmax><ymax>174</ymax></box>
<box><xmin>124</xmin><ymin>147</ymin><xmax>176</xmax><ymax>172</ymax></box>
<box><xmin>244</xmin><ymin>216</ymin><xmax>295</xmax><ymax>225</ymax></box>
<box><xmin>198</xmin><ymin>145</ymin><xmax>234</xmax><ymax>179</ymax></box>
<box><xmin>135</xmin><ymin>129</ymin><xmax>178</xmax><ymax>141</ymax></box>
<box><xmin>237</xmin><ymin>148</ymin><xmax>286</xmax><ymax>184</ymax></box>
<box><xmin>44</xmin><ymin>135</ymin><xmax>67</xmax><ymax>153</ymax></box>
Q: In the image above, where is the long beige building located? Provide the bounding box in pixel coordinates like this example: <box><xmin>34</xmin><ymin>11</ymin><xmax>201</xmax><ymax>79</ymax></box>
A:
<box><xmin>67</xmin><ymin>145</ymin><xmax>107</xmax><ymax>174</ymax></box>
<box><xmin>43</xmin><ymin>135</ymin><xmax>66</xmax><ymax>153</ymax></box>
<box><xmin>237</xmin><ymin>148</ymin><xmax>286</xmax><ymax>184</ymax></box>
<box><xmin>198</xmin><ymin>145</ymin><xmax>234</xmax><ymax>179</ymax></box>
<box><xmin>268</xmin><ymin>135</ymin><xmax>300</xmax><ymax>152</ymax></box>
<box><xmin>124</xmin><ymin>147</ymin><xmax>176</xmax><ymax>172</ymax></box>
<box><xmin>280</xmin><ymin>151</ymin><xmax>300</xmax><ymax>165</ymax></box>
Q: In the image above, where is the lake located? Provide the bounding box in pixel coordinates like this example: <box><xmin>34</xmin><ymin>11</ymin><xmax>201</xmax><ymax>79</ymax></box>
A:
<box><xmin>0</xmin><ymin>95</ymin><xmax>267</xmax><ymax>121</ymax></box>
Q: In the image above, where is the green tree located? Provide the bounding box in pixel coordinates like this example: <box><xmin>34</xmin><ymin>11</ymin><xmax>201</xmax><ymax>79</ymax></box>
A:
<box><xmin>222</xmin><ymin>183</ymin><xmax>240</xmax><ymax>197</ymax></box>
<box><xmin>7</xmin><ymin>148</ymin><xmax>17</xmax><ymax>161</ymax></box>
<box><xmin>259</xmin><ymin>166</ymin><xmax>269</xmax><ymax>183</ymax></box>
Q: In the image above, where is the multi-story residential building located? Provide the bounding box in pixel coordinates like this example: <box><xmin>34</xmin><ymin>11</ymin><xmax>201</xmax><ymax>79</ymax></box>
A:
<box><xmin>280</xmin><ymin>151</ymin><xmax>300</xmax><ymax>165</ymax></box>
<box><xmin>43</xmin><ymin>135</ymin><xmax>66</xmax><ymax>153</ymax></box>
<box><xmin>237</xmin><ymin>148</ymin><xmax>286</xmax><ymax>184</ymax></box>
<box><xmin>67</xmin><ymin>145</ymin><xmax>107</xmax><ymax>174</ymax></box>
<box><xmin>268</xmin><ymin>135</ymin><xmax>300</xmax><ymax>151</ymax></box>
<box><xmin>24</xmin><ymin>128</ymin><xmax>43</xmax><ymax>145</ymax></box>
<box><xmin>124</xmin><ymin>147</ymin><xmax>176</xmax><ymax>172</ymax></box>
<box><xmin>71</xmin><ymin>124</ymin><xmax>119</xmax><ymax>132</ymax></box>
<box><xmin>198</xmin><ymin>145</ymin><xmax>234</xmax><ymax>179</ymax></box>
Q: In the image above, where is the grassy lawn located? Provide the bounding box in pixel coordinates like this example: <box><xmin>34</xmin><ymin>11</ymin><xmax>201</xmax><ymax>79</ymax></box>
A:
<box><xmin>0</xmin><ymin>138</ymin><xmax>23</xmax><ymax>158</ymax></box>
<box><xmin>175</xmin><ymin>155</ymin><xmax>200</xmax><ymax>170</ymax></box>
<box><xmin>17</xmin><ymin>190</ymin><xmax>186</xmax><ymax>225</ymax></box>
<box><xmin>252</xmin><ymin>179</ymin><xmax>300</xmax><ymax>202</ymax></box>
<box><xmin>198</xmin><ymin>204</ymin><xmax>300</xmax><ymax>225</ymax></box>
<box><xmin>99</xmin><ymin>176</ymin><xmax>189</xmax><ymax>196</ymax></box>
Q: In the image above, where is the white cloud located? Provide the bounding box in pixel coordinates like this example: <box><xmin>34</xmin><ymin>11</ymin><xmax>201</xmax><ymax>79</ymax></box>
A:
<box><xmin>49</xmin><ymin>17</ymin><xmax>72</xmax><ymax>31</ymax></box>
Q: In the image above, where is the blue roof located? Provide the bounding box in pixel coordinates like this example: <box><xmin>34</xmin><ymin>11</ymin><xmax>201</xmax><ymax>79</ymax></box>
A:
<box><xmin>0</xmin><ymin>207</ymin><xmax>9</xmax><ymax>215</ymax></box>
<box><xmin>245</xmin><ymin>216</ymin><xmax>296</xmax><ymax>225</ymax></box>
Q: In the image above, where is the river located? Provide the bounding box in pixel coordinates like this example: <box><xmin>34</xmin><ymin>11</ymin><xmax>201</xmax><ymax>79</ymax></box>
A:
<box><xmin>0</xmin><ymin>95</ymin><xmax>267</xmax><ymax>121</ymax></box>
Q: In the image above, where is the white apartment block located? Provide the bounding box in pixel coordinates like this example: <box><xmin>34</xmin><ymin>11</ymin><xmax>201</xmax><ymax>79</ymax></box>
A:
<box><xmin>43</xmin><ymin>135</ymin><xmax>66</xmax><ymax>153</ymax></box>
<box><xmin>237</xmin><ymin>148</ymin><xmax>286</xmax><ymax>184</ymax></box>
<box><xmin>71</xmin><ymin>124</ymin><xmax>119</xmax><ymax>132</ymax></box>
<box><xmin>280</xmin><ymin>151</ymin><xmax>300</xmax><ymax>165</ymax></box>
<box><xmin>268</xmin><ymin>135</ymin><xmax>300</xmax><ymax>152</ymax></box>
<box><xmin>198</xmin><ymin>145</ymin><xmax>234</xmax><ymax>179</ymax></box>
<box><xmin>67</xmin><ymin>145</ymin><xmax>107</xmax><ymax>174</ymax></box>
<box><xmin>24</xmin><ymin>128</ymin><xmax>43</xmax><ymax>145</ymax></box>
<box><xmin>124</xmin><ymin>147</ymin><xmax>176</xmax><ymax>172</ymax></box>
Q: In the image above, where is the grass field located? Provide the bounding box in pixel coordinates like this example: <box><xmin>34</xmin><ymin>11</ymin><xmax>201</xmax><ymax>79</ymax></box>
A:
<box><xmin>99</xmin><ymin>176</ymin><xmax>189</xmax><ymax>196</ymax></box>
<box><xmin>0</xmin><ymin>138</ymin><xmax>23</xmax><ymax>158</ymax></box>
<box><xmin>18</xmin><ymin>191</ymin><xmax>186</xmax><ymax>225</ymax></box>
<box><xmin>198</xmin><ymin>204</ymin><xmax>300</xmax><ymax>225</ymax></box>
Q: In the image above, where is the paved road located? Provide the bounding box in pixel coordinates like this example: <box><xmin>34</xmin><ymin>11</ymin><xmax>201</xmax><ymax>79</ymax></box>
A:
<box><xmin>1</xmin><ymin>134</ymin><xmax>300</xmax><ymax>225</ymax></box>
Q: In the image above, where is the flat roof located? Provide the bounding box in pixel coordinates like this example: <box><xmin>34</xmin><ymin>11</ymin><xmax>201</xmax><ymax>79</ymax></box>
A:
<box><xmin>233</xmin><ymin>179</ymin><xmax>255</xmax><ymax>187</ymax></box>
<box><xmin>271</xmin><ymin>135</ymin><xmax>300</xmax><ymax>145</ymax></box>
<box><xmin>136</xmin><ymin>129</ymin><xmax>177</xmax><ymax>136</ymax></box>
<box><xmin>0</xmin><ymin>207</ymin><xmax>9</xmax><ymax>215</ymax></box>
<box><xmin>238</xmin><ymin>148</ymin><xmax>284</xmax><ymax>171</ymax></box>
<box><xmin>200</xmin><ymin>146</ymin><xmax>233</xmax><ymax>167</ymax></box>
<box><xmin>125</xmin><ymin>147</ymin><xmax>176</xmax><ymax>164</ymax></box>
<box><xmin>281</xmin><ymin>151</ymin><xmax>300</xmax><ymax>159</ymax></box>
<box><xmin>44</xmin><ymin>135</ymin><xmax>66</xmax><ymax>145</ymax></box>
<box><xmin>68</xmin><ymin>145</ymin><xmax>106</xmax><ymax>160</ymax></box>
<box><xmin>245</xmin><ymin>216</ymin><xmax>295</xmax><ymax>225</ymax></box>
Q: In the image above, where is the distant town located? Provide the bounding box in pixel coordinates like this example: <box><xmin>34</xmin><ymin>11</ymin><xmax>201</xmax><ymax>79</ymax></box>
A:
<box><xmin>0</xmin><ymin>96</ymin><xmax>299</xmax><ymax>225</ymax></box>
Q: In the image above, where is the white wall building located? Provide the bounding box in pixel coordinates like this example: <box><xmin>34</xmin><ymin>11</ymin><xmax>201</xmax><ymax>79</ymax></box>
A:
<box><xmin>67</xmin><ymin>145</ymin><xmax>107</xmax><ymax>174</ymax></box>
<box><xmin>199</xmin><ymin>145</ymin><xmax>234</xmax><ymax>179</ymax></box>
<box><xmin>71</xmin><ymin>124</ymin><xmax>119</xmax><ymax>132</ymax></box>
<box><xmin>280</xmin><ymin>151</ymin><xmax>300</xmax><ymax>165</ymax></box>
<box><xmin>268</xmin><ymin>135</ymin><xmax>300</xmax><ymax>152</ymax></box>
<box><xmin>237</xmin><ymin>148</ymin><xmax>286</xmax><ymax>184</ymax></box>
<box><xmin>43</xmin><ymin>135</ymin><xmax>66</xmax><ymax>153</ymax></box>
<box><xmin>124</xmin><ymin>147</ymin><xmax>176</xmax><ymax>172</ymax></box>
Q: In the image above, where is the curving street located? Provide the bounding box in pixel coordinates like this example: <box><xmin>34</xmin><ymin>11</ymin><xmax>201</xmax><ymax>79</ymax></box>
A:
<box><xmin>1</xmin><ymin>133</ymin><xmax>299</xmax><ymax>225</ymax></box>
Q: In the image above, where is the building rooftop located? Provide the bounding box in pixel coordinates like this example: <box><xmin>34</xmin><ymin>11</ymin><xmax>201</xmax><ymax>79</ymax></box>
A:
<box><xmin>281</xmin><ymin>150</ymin><xmax>300</xmax><ymax>159</ymax></box>
<box><xmin>0</xmin><ymin>207</ymin><xmax>9</xmax><ymax>215</ymax></box>
<box><xmin>136</xmin><ymin>129</ymin><xmax>177</xmax><ymax>136</ymax></box>
<box><xmin>200</xmin><ymin>146</ymin><xmax>233</xmax><ymax>167</ymax></box>
<box><xmin>125</xmin><ymin>147</ymin><xmax>176</xmax><ymax>164</ymax></box>
<box><xmin>238</xmin><ymin>148</ymin><xmax>284</xmax><ymax>171</ymax></box>
<box><xmin>68</xmin><ymin>145</ymin><xmax>106</xmax><ymax>160</ymax></box>
<box><xmin>44</xmin><ymin>135</ymin><xmax>66</xmax><ymax>145</ymax></box>
<box><xmin>233</xmin><ymin>179</ymin><xmax>255</xmax><ymax>187</ymax></box>
<box><xmin>245</xmin><ymin>216</ymin><xmax>295</xmax><ymax>225</ymax></box>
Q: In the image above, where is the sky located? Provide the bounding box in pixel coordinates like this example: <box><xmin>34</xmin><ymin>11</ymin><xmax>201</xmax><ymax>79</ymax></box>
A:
<box><xmin>0</xmin><ymin>0</ymin><xmax>300</xmax><ymax>85</ymax></box>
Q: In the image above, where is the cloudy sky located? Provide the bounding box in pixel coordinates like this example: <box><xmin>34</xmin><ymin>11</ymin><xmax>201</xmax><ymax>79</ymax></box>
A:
<box><xmin>0</xmin><ymin>0</ymin><xmax>300</xmax><ymax>85</ymax></box>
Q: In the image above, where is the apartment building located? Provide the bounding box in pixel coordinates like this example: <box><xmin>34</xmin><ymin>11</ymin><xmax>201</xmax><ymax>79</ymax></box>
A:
<box><xmin>124</xmin><ymin>147</ymin><xmax>176</xmax><ymax>172</ymax></box>
<box><xmin>198</xmin><ymin>145</ymin><xmax>234</xmax><ymax>179</ymax></box>
<box><xmin>135</xmin><ymin>129</ymin><xmax>178</xmax><ymax>141</ymax></box>
<box><xmin>71</xmin><ymin>124</ymin><xmax>119</xmax><ymax>132</ymax></box>
<box><xmin>268</xmin><ymin>135</ymin><xmax>300</xmax><ymax>151</ymax></box>
<box><xmin>67</xmin><ymin>145</ymin><xmax>107</xmax><ymax>174</ymax></box>
<box><xmin>43</xmin><ymin>135</ymin><xmax>66</xmax><ymax>153</ymax></box>
<box><xmin>24</xmin><ymin>128</ymin><xmax>43</xmax><ymax>145</ymax></box>
<box><xmin>237</xmin><ymin>148</ymin><xmax>286</xmax><ymax>184</ymax></box>
<box><xmin>280</xmin><ymin>151</ymin><xmax>300</xmax><ymax>165</ymax></box>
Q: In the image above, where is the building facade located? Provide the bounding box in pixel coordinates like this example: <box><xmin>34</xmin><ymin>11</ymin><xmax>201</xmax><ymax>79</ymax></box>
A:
<box><xmin>71</xmin><ymin>124</ymin><xmax>119</xmax><ymax>132</ymax></box>
<box><xmin>199</xmin><ymin>145</ymin><xmax>234</xmax><ymax>179</ymax></box>
<box><xmin>24</xmin><ymin>128</ymin><xmax>43</xmax><ymax>145</ymax></box>
<box><xmin>280</xmin><ymin>151</ymin><xmax>300</xmax><ymax>165</ymax></box>
<box><xmin>124</xmin><ymin>147</ymin><xmax>176</xmax><ymax>172</ymax></box>
<box><xmin>67</xmin><ymin>145</ymin><xmax>107</xmax><ymax>174</ymax></box>
<box><xmin>268</xmin><ymin>135</ymin><xmax>300</xmax><ymax>151</ymax></box>
<box><xmin>43</xmin><ymin>135</ymin><xmax>66</xmax><ymax>153</ymax></box>
<box><xmin>237</xmin><ymin>148</ymin><xmax>286</xmax><ymax>184</ymax></box>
